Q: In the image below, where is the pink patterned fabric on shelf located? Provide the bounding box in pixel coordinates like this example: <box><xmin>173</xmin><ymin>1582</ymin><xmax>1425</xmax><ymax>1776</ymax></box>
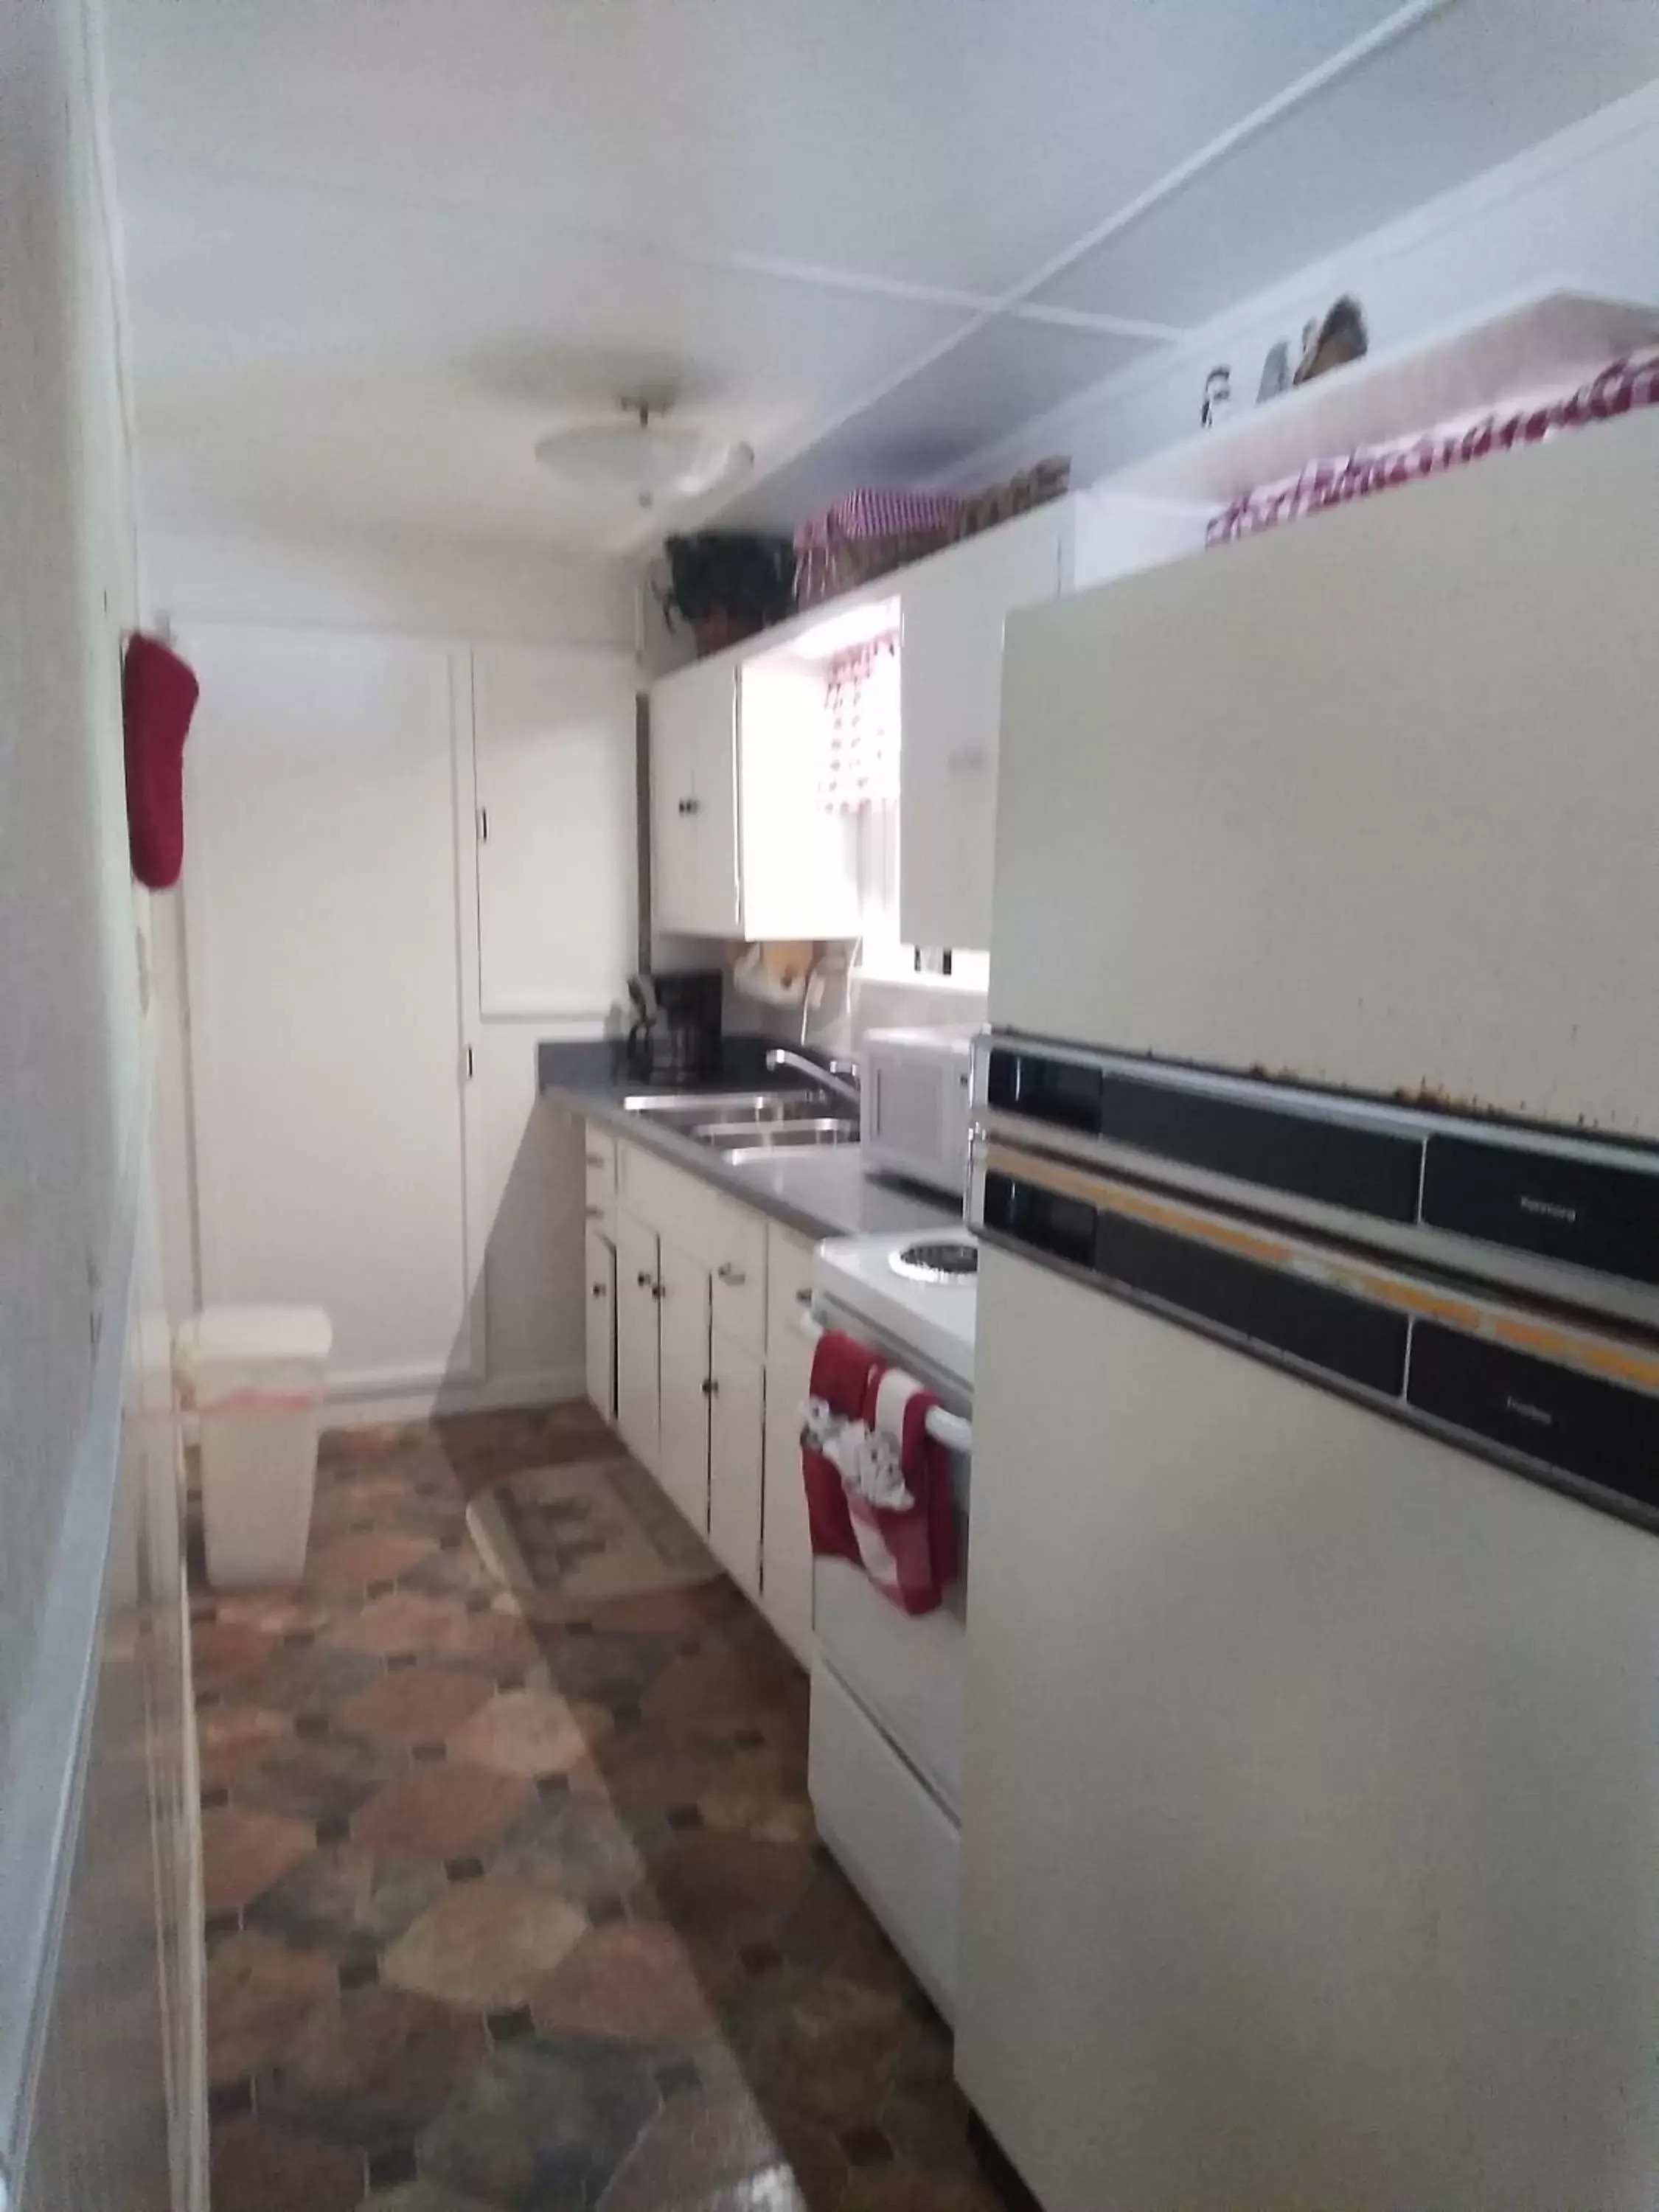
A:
<box><xmin>794</xmin><ymin>487</ymin><xmax>963</xmax><ymax>550</ymax></box>
<box><xmin>793</xmin><ymin>487</ymin><xmax>964</xmax><ymax>611</ymax></box>
<box><xmin>1207</xmin><ymin>350</ymin><xmax>1659</xmax><ymax>549</ymax></box>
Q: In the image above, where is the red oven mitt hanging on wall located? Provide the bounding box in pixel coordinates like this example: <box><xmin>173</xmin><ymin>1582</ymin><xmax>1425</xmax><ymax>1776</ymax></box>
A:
<box><xmin>122</xmin><ymin>631</ymin><xmax>199</xmax><ymax>890</ymax></box>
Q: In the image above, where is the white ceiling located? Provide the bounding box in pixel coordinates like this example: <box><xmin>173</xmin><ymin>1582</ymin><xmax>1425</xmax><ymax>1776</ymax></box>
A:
<box><xmin>101</xmin><ymin>0</ymin><xmax>1659</xmax><ymax>558</ymax></box>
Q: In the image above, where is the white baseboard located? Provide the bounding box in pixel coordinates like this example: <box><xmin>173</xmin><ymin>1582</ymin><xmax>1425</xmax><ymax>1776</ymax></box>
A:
<box><xmin>322</xmin><ymin>1366</ymin><xmax>588</xmax><ymax>1431</ymax></box>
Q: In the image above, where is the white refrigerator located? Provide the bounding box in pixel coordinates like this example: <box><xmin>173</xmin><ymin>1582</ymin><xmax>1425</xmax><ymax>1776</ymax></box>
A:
<box><xmin>956</xmin><ymin>406</ymin><xmax>1659</xmax><ymax>2211</ymax></box>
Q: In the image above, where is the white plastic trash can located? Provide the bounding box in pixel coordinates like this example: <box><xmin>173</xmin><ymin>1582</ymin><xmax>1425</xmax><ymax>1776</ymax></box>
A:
<box><xmin>177</xmin><ymin>1305</ymin><xmax>333</xmax><ymax>1588</ymax></box>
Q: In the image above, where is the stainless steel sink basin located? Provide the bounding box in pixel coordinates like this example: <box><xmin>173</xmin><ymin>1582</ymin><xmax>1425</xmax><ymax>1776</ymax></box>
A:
<box><xmin>619</xmin><ymin>1086</ymin><xmax>858</xmax><ymax>1158</ymax></box>
<box><xmin>622</xmin><ymin>1089</ymin><xmax>840</xmax><ymax>1124</ymax></box>
<box><xmin>691</xmin><ymin>1116</ymin><xmax>859</xmax><ymax>1156</ymax></box>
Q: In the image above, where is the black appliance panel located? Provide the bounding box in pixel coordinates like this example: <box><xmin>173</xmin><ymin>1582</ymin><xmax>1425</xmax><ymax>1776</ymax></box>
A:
<box><xmin>1422</xmin><ymin>1135</ymin><xmax>1659</xmax><ymax>1289</ymax></box>
<box><xmin>1407</xmin><ymin>1324</ymin><xmax>1659</xmax><ymax>1517</ymax></box>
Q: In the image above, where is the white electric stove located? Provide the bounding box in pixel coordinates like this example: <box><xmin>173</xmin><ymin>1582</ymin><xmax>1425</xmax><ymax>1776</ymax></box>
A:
<box><xmin>810</xmin><ymin>1228</ymin><xmax>978</xmax><ymax>1394</ymax></box>
<box><xmin>805</xmin><ymin>1226</ymin><xmax>978</xmax><ymax>2020</ymax></box>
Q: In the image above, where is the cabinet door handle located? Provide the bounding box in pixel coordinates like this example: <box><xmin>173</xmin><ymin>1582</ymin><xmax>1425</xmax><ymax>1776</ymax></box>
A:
<box><xmin>678</xmin><ymin>796</ymin><xmax>701</xmax><ymax>816</ymax></box>
<box><xmin>653</xmin><ymin>1282</ymin><xmax>667</xmax><ymax>1301</ymax></box>
<box><xmin>591</xmin><ymin>1282</ymin><xmax>607</xmax><ymax>1300</ymax></box>
<box><xmin>585</xmin><ymin>1151</ymin><xmax>606</xmax><ymax>1168</ymax></box>
<box><xmin>794</xmin><ymin>1287</ymin><xmax>813</xmax><ymax>1306</ymax></box>
<box><xmin>717</xmin><ymin>1262</ymin><xmax>746</xmax><ymax>1286</ymax></box>
<box><xmin>585</xmin><ymin>1204</ymin><xmax>605</xmax><ymax>1220</ymax></box>
<box><xmin>701</xmin><ymin>1377</ymin><xmax>719</xmax><ymax>1397</ymax></box>
<box><xmin>636</xmin><ymin>1270</ymin><xmax>655</xmax><ymax>1288</ymax></box>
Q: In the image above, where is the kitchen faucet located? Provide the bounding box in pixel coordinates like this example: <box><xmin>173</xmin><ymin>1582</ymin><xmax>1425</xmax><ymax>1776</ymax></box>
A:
<box><xmin>765</xmin><ymin>1046</ymin><xmax>860</xmax><ymax>1107</ymax></box>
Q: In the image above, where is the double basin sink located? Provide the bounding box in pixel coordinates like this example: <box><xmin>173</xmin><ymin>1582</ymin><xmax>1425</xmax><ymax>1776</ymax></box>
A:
<box><xmin>622</xmin><ymin>1088</ymin><xmax>859</xmax><ymax>1164</ymax></box>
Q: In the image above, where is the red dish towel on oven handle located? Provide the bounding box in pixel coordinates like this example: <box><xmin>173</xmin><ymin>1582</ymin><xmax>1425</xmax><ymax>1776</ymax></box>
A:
<box><xmin>858</xmin><ymin>1368</ymin><xmax>959</xmax><ymax>1616</ymax></box>
<box><xmin>800</xmin><ymin>1329</ymin><xmax>958</xmax><ymax>1617</ymax></box>
<box><xmin>800</xmin><ymin>1329</ymin><xmax>871</xmax><ymax>1568</ymax></box>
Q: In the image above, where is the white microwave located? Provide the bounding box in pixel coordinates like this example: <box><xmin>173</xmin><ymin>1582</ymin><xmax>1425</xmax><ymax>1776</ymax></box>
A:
<box><xmin>859</xmin><ymin>1026</ymin><xmax>976</xmax><ymax>1201</ymax></box>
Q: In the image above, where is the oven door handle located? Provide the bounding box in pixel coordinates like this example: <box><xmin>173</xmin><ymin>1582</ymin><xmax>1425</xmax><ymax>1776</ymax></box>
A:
<box><xmin>799</xmin><ymin>1310</ymin><xmax>974</xmax><ymax>1455</ymax></box>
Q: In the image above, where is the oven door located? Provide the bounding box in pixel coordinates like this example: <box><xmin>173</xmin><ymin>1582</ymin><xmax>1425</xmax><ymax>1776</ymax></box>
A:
<box><xmin>804</xmin><ymin>1292</ymin><xmax>973</xmax><ymax>2020</ymax></box>
<box><xmin>802</xmin><ymin>1292</ymin><xmax>971</xmax><ymax>1811</ymax></box>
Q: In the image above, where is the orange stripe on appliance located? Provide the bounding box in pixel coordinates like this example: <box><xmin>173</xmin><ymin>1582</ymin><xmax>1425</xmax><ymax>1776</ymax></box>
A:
<box><xmin>982</xmin><ymin>1143</ymin><xmax>1659</xmax><ymax>1399</ymax></box>
<box><xmin>1486</xmin><ymin>1315</ymin><xmax>1659</xmax><ymax>1393</ymax></box>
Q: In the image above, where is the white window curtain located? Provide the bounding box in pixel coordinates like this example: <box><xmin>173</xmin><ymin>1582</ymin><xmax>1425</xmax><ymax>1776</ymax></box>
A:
<box><xmin>818</xmin><ymin>635</ymin><xmax>900</xmax><ymax>811</ymax></box>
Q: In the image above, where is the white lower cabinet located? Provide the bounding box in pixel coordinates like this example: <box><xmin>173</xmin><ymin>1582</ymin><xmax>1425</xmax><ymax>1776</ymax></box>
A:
<box><xmin>760</xmin><ymin>1224</ymin><xmax>817</xmax><ymax>1666</ymax></box>
<box><xmin>615</xmin><ymin>1209</ymin><xmax>661</xmax><ymax>1474</ymax></box>
<box><xmin>608</xmin><ymin>1137</ymin><xmax>818</xmax><ymax>1669</ymax></box>
<box><xmin>657</xmin><ymin>1238</ymin><xmax>712</xmax><ymax>1534</ymax></box>
<box><xmin>709</xmin><ymin>1335</ymin><xmax>765</xmax><ymax>1600</ymax></box>
<box><xmin>584</xmin><ymin>1225</ymin><xmax>616</xmax><ymax>1424</ymax></box>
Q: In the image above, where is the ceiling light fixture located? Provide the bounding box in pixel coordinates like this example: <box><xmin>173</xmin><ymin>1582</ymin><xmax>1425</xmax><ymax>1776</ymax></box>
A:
<box><xmin>534</xmin><ymin>396</ymin><xmax>753</xmax><ymax>509</ymax></box>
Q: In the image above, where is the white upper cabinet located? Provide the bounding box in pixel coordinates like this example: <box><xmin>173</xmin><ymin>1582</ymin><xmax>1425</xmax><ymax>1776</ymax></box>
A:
<box><xmin>650</xmin><ymin>650</ymin><xmax>860</xmax><ymax>940</ymax></box>
<box><xmin>650</xmin><ymin>653</ymin><xmax>740</xmax><ymax>933</ymax></box>
<box><xmin>473</xmin><ymin>642</ymin><xmax>637</xmax><ymax>1017</ymax></box>
<box><xmin>899</xmin><ymin>505</ymin><xmax>1066</xmax><ymax>953</ymax></box>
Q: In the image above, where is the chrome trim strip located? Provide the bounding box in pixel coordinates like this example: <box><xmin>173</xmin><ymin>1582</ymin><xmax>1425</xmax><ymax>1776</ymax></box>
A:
<box><xmin>973</xmin><ymin>1026</ymin><xmax>1659</xmax><ymax>1333</ymax></box>
<box><xmin>974</xmin><ymin>1028</ymin><xmax>1659</xmax><ymax>1166</ymax></box>
<box><xmin>973</xmin><ymin>1135</ymin><xmax>1659</xmax><ymax>1535</ymax></box>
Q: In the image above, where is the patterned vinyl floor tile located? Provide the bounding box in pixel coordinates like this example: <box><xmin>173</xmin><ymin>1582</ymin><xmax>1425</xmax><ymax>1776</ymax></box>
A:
<box><xmin>194</xmin><ymin>1404</ymin><xmax>1018</xmax><ymax>2212</ymax></box>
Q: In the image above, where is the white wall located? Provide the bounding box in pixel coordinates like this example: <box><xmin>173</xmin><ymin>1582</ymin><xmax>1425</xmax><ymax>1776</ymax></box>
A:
<box><xmin>948</xmin><ymin>79</ymin><xmax>1659</xmax><ymax>498</ymax></box>
<box><xmin>145</xmin><ymin>526</ymin><xmax>637</xmax><ymax>1422</ymax></box>
<box><xmin>1</xmin><ymin>8</ymin><xmax>204</xmax><ymax>2207</ymax></box>
<box><xmin>142</xmin><ymin>522</ymin><xmax>636</xmax><ymax>650</ymax></box>
<box><xmin>0</xmin><ymin>0</ymin><xmax>145</xmax><ymax>1735</ymax></box>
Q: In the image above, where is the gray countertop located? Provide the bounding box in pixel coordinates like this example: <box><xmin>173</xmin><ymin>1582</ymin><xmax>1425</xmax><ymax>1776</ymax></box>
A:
<box><xmin>538</xmin><ymin>1042</ymin><xmax>960</xmax><ymax>1245</ymax></box>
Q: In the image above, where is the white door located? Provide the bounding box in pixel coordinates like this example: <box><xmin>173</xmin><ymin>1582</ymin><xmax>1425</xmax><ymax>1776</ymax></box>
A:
<box><xmin>473</xmin><ymin>643</ymin><xmax>637</xmax><ymax>1018</ymax></box>
<box><xmin>709</xmin><ymin>1335</ymin><xmax>765</xmax><ymax>1601</ymax></box>
<box><xmin>991</xmin><ymin>411</ymin><xmax>1659</xmax><ymax>1138</ymax></box>
<box><xmin>583</xmin><ymin>1226</ymin><xmax>616</xmax><ymax>1424</ymax></box>
<box><xmin>761</xmin><ymin>1313</ymin><xmax>815</xmax><ymax>1664</ymax></box>
<box><xmin>900</xmin><ymin>507</ymin><xmax>1063</xmax><ymax>952</ymax></box>
<box><xmin>179</xmin><ymin>622</ymin><xmax>481</xmax><ymax>1397</ymax></box>
<box><xmin>614</xmin><ymin>1211</ymin><xmax>660</xmax><ymax>1472</ymax></box>
<box><xmin>656</xmin><ymin>1239</ymin><xmax>712</xmax><ymax>1532</ymax></box>
<box><xmin>650</xmin><ymin>655</ymin><xmax>738</xmax><ymax>934</ymax></box>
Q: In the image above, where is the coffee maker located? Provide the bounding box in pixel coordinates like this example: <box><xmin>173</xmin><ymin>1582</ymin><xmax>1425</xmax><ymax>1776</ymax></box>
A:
<box><xmin>625</xmin><ymin>970</ymin><xmax>722</xmax><ymax>1085</ymax></box>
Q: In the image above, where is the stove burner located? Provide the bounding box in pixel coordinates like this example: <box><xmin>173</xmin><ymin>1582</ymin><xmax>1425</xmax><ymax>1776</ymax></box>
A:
<box><xmin>889</xmin><ymin>1238</ymin><xmax>978</xmax><ymax>1284</ymax></box>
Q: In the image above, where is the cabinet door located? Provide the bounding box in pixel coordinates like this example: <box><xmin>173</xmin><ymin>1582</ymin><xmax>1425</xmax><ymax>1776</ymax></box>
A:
<box><xmin>584</xmin><ymin>1227</ymin><xmax>616</xmax><ymax>1425</ymax></box>
<box><xmin>615</xmin><ymin>1211</ymin><xmax>661</xmax><ymax>1473</ymax></box>
<box><xmin>709</xmin><ymin>1335</ymin><xmax>765</xmax><ymax>1603</ymax></box>
<box><xmin>473</xmin><ymin>643</ymin><xmax>636</xmax><ymax>1017</ymax></box>
<box><xmin>900</xmin><ymin>508</ymin><xmax>1064</xmax><ymax>952</ymax></box>
<box><xmin>584</xmin><ymin>1122</ymin><xmax>616</xmax><ymax>1242</ymax></box>
<box><xmin>657</xmin><ymin>1239</ymin><xmax>712</xmax><ymax>1534</ymax></box>
<box><xmin>650</xmin><ymin>655</ymin><xmax>739</xmax><ymax>934</ymax></box>
<box><xmin>762</xmin><ymin>1228</ymin><xmax>817</xmax><ymax>1666</ymax></box>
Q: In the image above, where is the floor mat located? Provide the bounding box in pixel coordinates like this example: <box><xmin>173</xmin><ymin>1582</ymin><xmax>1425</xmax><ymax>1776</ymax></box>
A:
<box><xmin>467</xmin><ymin>1455</ymin><xmax>717</xmax><ymax>1613</ymax></box>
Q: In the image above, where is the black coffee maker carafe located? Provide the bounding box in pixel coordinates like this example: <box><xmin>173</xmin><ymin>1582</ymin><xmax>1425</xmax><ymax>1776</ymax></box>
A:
<box><xmin>625</xmin><ymin>970</ymin><xmax>722</xmax><ymax>1084</ymax></box>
